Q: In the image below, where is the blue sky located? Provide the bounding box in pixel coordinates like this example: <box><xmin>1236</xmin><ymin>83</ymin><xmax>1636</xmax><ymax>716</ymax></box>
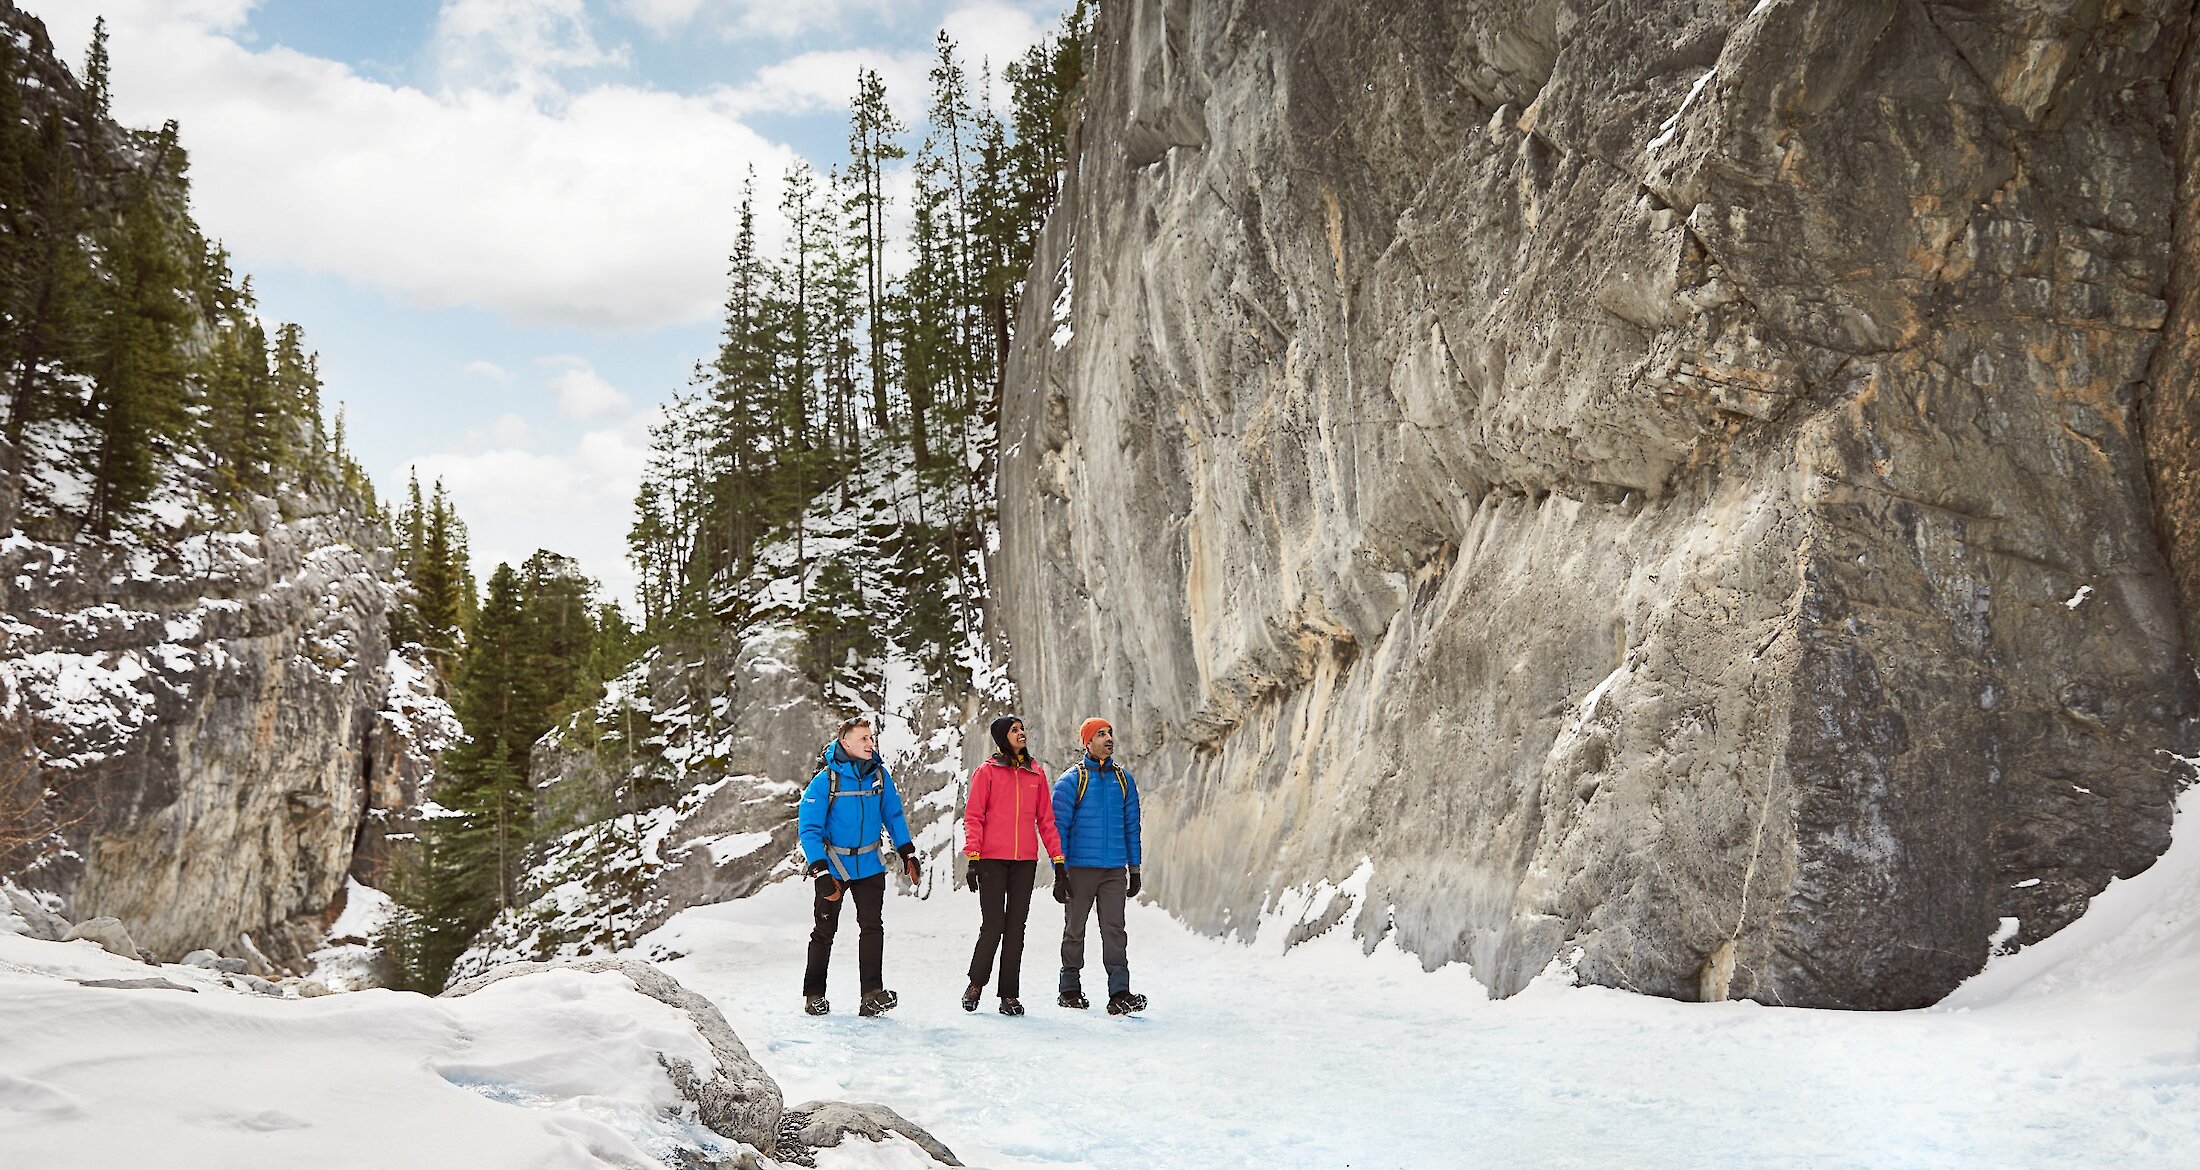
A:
<box><xmin>22</xmin><ymin>0</ymin><xmax>1067</xmax><ymax>604</ymax></box>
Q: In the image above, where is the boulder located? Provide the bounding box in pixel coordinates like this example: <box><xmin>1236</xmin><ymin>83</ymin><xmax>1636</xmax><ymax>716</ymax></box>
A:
<box><xmin>775</xmin><ymin>1102</ymin><xmax>962</xmax><ymax>1168</ymax></box>
<box><xmin>442</xmin><ymin>958</ymin><xmax>782</xmax><ymax>1154</ymax></box>
<box><xmin>2</xmin><ymin>883</ymin><xmax>70</xmax><ymax>941</ymax></box>
<box><xmin>225</xmin><ymin>973</ymin><xmax>287</xmax><ymax>997</ymax></box>
<box><xmin>62</xmin><ymin>917</ymin><xmax>144</xmax><ymax>962</ymax></box>
<box><xmin>182</xmin><ymin>949</ymin><xmax>250</xmax><ymax>975</ymax></box>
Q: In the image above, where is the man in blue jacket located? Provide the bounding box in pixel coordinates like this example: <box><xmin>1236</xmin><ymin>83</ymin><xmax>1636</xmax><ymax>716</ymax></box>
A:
<box><xmin>798</xmin><ymin>715</ymin><xmax>918</xmax><ymax>1017</ymax></box>
<box><xmin>1052</xmin><ymin>717</ymin><xmax>1147</xmax><ymax>1014</ymax></box>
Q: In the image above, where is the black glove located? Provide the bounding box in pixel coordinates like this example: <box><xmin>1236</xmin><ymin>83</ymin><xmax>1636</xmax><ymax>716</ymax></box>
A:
<box><xmin>1052</xmin><ymin>861</ymin><xmax>1070</xmax><ymax>904</ymax></box>
<box><xmin>808</xmin><ymin>859</ymin><xmax>842</xmax><ymax>901</ymax></box>
<box><xmin>965</xmin><ymin>862</ymin><xmax>980</xmax><ymax>893</ymax></box>
<box><xmin>1127</xmin><ymin>866</ymin><xmax>1142</xmax><ymax>899</ymax></box>
<box><xmin>897</xmin><ymin>843</ymin><xmax>921</xmax><ymax>884</ymax></box>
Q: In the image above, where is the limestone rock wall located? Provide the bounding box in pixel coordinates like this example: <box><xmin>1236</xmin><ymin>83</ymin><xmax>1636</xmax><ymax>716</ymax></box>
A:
<box><xmin>0</xmin><ymin>492</ymin><xmax>426</xmax><ymax>968</ymax></box>
<box><xmin>996</xmin><ymin>0</ymin><xmax>2200</xmax><ymax>1008</ymax></box>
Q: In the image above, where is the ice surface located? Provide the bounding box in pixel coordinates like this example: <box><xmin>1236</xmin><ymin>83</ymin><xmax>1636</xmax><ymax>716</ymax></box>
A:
<box><xmin>641</xmin><ymin>853</ymin><xmax>2200</xmax><ymax>1170</ymax></box>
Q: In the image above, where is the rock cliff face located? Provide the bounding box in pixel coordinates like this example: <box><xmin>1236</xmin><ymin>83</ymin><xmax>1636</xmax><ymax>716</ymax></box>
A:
<box><xmin>997</xmin><ymin>0</ymin><xmax>2200</xmax><ymax>1008</ymax></box>
<box><xmin>0</xmin><ymin>478</ymin><xmax>436</xmax><ymax>968</ymax></box>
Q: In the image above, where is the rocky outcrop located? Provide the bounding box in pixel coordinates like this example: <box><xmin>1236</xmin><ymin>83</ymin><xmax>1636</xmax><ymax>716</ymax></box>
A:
<box><xmin>0</xmin><ymin>490</ymin><xmax>433</xmax><ymax>968</ymax></box>
<box><xmin>467</xmin><ymin>618</ymin><xmax>984</xmax><ymax>974</ymax></box>
<box><xmin>997</xmin><ymin>0</ymin><xmax>2200</xmax><ymax>1008</ymax></box>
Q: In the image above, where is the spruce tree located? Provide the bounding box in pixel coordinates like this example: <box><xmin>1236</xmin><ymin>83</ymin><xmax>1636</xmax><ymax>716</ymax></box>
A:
<box><xmin>414</xmin><ymin>481</ymin><xmax>468</xmax><ymax>674</ymax></box>
<box><xmin>846</xmin><ymin>68</ymin><xmax>905</xmax><ymax>435</ymax></box>
<box><xmin>4</xmin><ymin>110</ymin><xmax>97</xmax><ymax>462</ymax></box>
<box><xmin>410</xmin><ymin>563</ymin><xmax>532</xmax><ymax>985</ymax></box>
<box><xmin>86</xmin><ymin>167</ymin><xmax>195</xmax><ymax>532</ymax></box>
<box><xmin>83</xmin><ymin>18</ymin><xmax>111</xmax><ymax>124</ymax></box>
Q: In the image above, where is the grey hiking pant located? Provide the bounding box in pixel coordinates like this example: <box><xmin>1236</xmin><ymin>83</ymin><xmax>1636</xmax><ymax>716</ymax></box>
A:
<box><xmin>1060</xmin><ymin>865</ymin><xmax>1130</xmax><ymax>996</ymax></box>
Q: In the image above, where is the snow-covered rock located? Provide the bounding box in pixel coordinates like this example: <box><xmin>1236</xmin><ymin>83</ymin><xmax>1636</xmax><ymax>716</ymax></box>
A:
<box><xmin>444</xmin><ymin>957</ymin><xmax>785</xmax><ymax>1156</ymax></box>
<box><xmin>62</xmin><ymin>916</ymin><xmax>145</xmax><ymax>962</ymax></box>
<box><xmin>1</xmin><ymin>879</ymin><xmax>70</xmax><ymax>940</ymax></box>
<box><xmin>776</xmin><ymin>1102</ymin><xmax>962</xmax><ymax>1168</ymax></box>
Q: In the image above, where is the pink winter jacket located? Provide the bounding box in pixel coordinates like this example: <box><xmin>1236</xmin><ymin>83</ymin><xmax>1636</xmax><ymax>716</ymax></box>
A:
<box><xmin>964</xmin><ymin>755</ymin><xmax>1065</xmax><ymax>862</ymax></box>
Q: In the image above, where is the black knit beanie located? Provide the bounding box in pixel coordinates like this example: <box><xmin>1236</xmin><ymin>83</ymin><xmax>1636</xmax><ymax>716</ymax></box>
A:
<box><xmin>989</xmin><ymin>715</ymin><xmax>1025</xmax><ymax>764</ymax></box>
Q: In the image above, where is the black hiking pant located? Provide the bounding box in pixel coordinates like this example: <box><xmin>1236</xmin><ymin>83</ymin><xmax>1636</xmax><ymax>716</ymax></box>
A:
<box><xmin>1061</xmin><ymin>865</ymin><xmax>1130</xmax><ymax>996</ymax></box>
<box><xmin>803</xmin><ymin>872</ymin><xmax>885</xmax><ymax>996</ymax></box>
<box><xmin>967</xmin><ymin>858</ymin><xmax>1037</xmax><ymax>998</ymax></box>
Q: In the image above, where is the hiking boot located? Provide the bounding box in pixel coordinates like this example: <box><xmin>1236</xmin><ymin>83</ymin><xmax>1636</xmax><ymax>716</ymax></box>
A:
<box><xmin>1106</xmin><ymin>991</ymin><xmax>1147</xmax><ymax>1016</ymax></box>
<box><xmin>858</xmin><ymin>989</ymin><xmax>898</xmax><ymax>1017</ymax></box>
<box><xmin>803</xmin><ymin>996</ymin><xmax>830</xmax><ymax>1016</ymax></box>
<box><xmin>961</xmin><ymin>983</ymin><xmax>982</xmax><ymax>1012</ymax></box>
<box><xmin>998</xmin><ymin>997</ymin><xmax>1026</xmax><ymax>1016</ymax></box>
<box><xmin>1058</xmin><ymin>989</ymin><xmax>1089</xmax><ymax>1010</ymax></box>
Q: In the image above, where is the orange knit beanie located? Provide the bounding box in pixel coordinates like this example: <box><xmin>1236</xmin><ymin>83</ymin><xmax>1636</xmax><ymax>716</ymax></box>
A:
<box><xmin>1079</xmin><ymin>717</ymin><xmax>1112</xmax><ymax>746</ymax></box>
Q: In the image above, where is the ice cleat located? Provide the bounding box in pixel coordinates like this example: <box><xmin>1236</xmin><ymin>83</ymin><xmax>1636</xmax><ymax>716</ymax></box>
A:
<box><xmin>859</xmin><ymin>989</ymin><xmax>898</xmax><ymax>1017</ymax></box>
<box><xmin>1106</xmin><ymin>991</ymin><xmax>1147</xmax><ymax>1016</ymax></box>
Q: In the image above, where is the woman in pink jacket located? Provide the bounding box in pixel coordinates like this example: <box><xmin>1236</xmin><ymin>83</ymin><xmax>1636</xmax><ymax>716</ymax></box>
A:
<box><xmin>960</xmin><ymin>714</ymin><xmax>1066</xmax><ymax>1015</ymax></box>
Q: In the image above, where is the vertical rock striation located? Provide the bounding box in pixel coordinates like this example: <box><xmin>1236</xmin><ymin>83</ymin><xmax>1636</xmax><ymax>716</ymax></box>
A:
<box><xmin>997</xmin><ymin>0</ymin><xmax>2200</xmax><ymax>1007</ymax></box>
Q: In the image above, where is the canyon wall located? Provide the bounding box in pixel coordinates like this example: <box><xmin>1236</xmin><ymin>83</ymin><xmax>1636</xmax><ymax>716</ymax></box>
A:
<box><xmin>996</xmin><ymin>0</ymin><xmax>2200</xmax><ymax>1008</ymax></box>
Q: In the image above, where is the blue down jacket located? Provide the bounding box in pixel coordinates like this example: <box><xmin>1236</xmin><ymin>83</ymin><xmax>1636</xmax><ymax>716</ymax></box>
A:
<box><xmin>1051</xmin><ymin>754</ymin><xmax>1142</xmax><ymax>869</ymax></box>
<box><xmin>798</xmin><ymin>741</ymin><xmax>913</xmax><ymax>881</ymax></box>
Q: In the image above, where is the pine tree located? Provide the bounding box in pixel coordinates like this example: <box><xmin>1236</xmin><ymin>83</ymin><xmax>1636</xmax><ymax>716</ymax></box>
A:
<box><xmin>398</xmin><ymin>550</ymin><xmax>627</xmax><ymax>987</ymax></box>
<box><xmin>846</xmin><ymin>68</ymin><xmax>906</xmax><ymax>436</ymax></box>
<box><xmin>4</xmin><ymin>109</ymin><xmax>97</xmax><ymax>463</ymax></box>
<box><xmin>413</xmin><ymin>481</ymin><xmax>469</xmax><ymax>674</ymax></box>
<box><xmin>86</xmin><ymin>145</ymin><xmax>196</xmax><ymax>533</ymax></box>
<box><xmin>83</xmin><ymin>18</ymin><xmax>111</xmax><ymax>124</ymax></box>
<box><xmin>410</xmin><ymin>563</ymin><xmax>533</xmax><ymax>985</ymax></box>
<box><xmin>271</xmin><ymin>323</ymin><xmax>324</xmax><ymax>462</ymax></box>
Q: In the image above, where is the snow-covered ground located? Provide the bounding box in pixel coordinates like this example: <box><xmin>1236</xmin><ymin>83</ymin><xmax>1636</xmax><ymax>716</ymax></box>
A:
<box><xmin>8</xmin><ymin>788</ymin><xmax>2200</xmax><ymax>1169</ymax></box>
<box><xmin>0</xmin><ymin>933</ymin><xmax>754</xmax><ymax>1168</ymax></box>
<box><xmin>656</xmin><ymin>791</ymin><xmax>2200</xmax><ymax>1170</ymax></box>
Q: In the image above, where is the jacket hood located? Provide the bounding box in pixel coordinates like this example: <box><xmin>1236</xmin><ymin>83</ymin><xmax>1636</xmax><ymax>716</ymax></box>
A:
<box><xmin>825</xmin><ymin>739</ymin><xmax>879</xmax><ymax>775</ymax></box>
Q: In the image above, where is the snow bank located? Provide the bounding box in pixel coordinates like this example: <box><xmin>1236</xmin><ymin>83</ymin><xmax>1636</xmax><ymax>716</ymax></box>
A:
<box><xmin>0</xmin><ymin>933</ymin><xmax>754</xmax><ymax>1169</ymax></box>
<box><xmin>1942</xmin><ymin>782</ymin><xmax>2200</xmax><ymax>1039</ymax></box>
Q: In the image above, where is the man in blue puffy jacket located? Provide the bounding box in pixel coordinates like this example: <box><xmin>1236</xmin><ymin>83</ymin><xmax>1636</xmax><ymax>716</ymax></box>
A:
<box><xmin>1052</xmin><ymin>717</ymin><xmax>1147</xmax><ymax>1014</ymax></box>
<box><xmin>798</xmin><ymin>715</ymin><xmax>918</xmax><ymax>1018</ymax></box>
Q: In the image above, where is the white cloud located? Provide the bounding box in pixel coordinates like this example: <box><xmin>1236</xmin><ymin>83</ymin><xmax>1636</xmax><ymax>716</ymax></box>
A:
<box><xmin>544</xmin><ymin>357</ymin><xmax>633</xmax><ymax>421</ymax></box>
<box><xmin>727</xmin><ymin>47</ymin><xmax>928</xmax><ymax>120</ymax></box>
<box><xmin>616</xmin><ymin>0</ymin><xmax>708</xmax><ymax>36</ymax></box>
<box><xmin>466</xmin><ymin>412</ymin><xmax>539</xmax><ymax>449</ymax></box>
<box><xmin>721</xmin><ymin>5</ymin><xmax>1056</xmax><ymax>120</ymax></box>
<box><xmin>398</xmin><ymin>407</ymin><xmax>655</xmax><ymax>607</ymax></box>
<box><xmin>25</xmin><ymin>0</ymin><xmax>801</xmax><ymax>331</ymax></box>
<box><xmin>463</xmin><ymin>360</ymin><xmax>511</xmax><ymax>381</ymax></box>
<box><xmin>617</xmin><ymin>0</ymin><xmax>897</xmax><ymax>41</ymax></box>
<box><xmin>435</xmin><ymin>0</ymin><xmax>627</xmax><ymax>98</ymax></box>
<box><xmin>942</xmin><ymin>1</ymin><xmax>1056</xmax><ymax>94</ymax></box>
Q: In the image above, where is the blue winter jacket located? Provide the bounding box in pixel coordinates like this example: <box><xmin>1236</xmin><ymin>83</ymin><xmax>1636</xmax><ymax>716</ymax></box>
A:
<box><xmin>1052</xmin><ymin>755</ymin><xmax>1142</xmax><ymax>869</ymax></box>
<box><xmin>798</xmin><ymin>742</ymin><xmax>913</xmax><ymax>881</ymax></box>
